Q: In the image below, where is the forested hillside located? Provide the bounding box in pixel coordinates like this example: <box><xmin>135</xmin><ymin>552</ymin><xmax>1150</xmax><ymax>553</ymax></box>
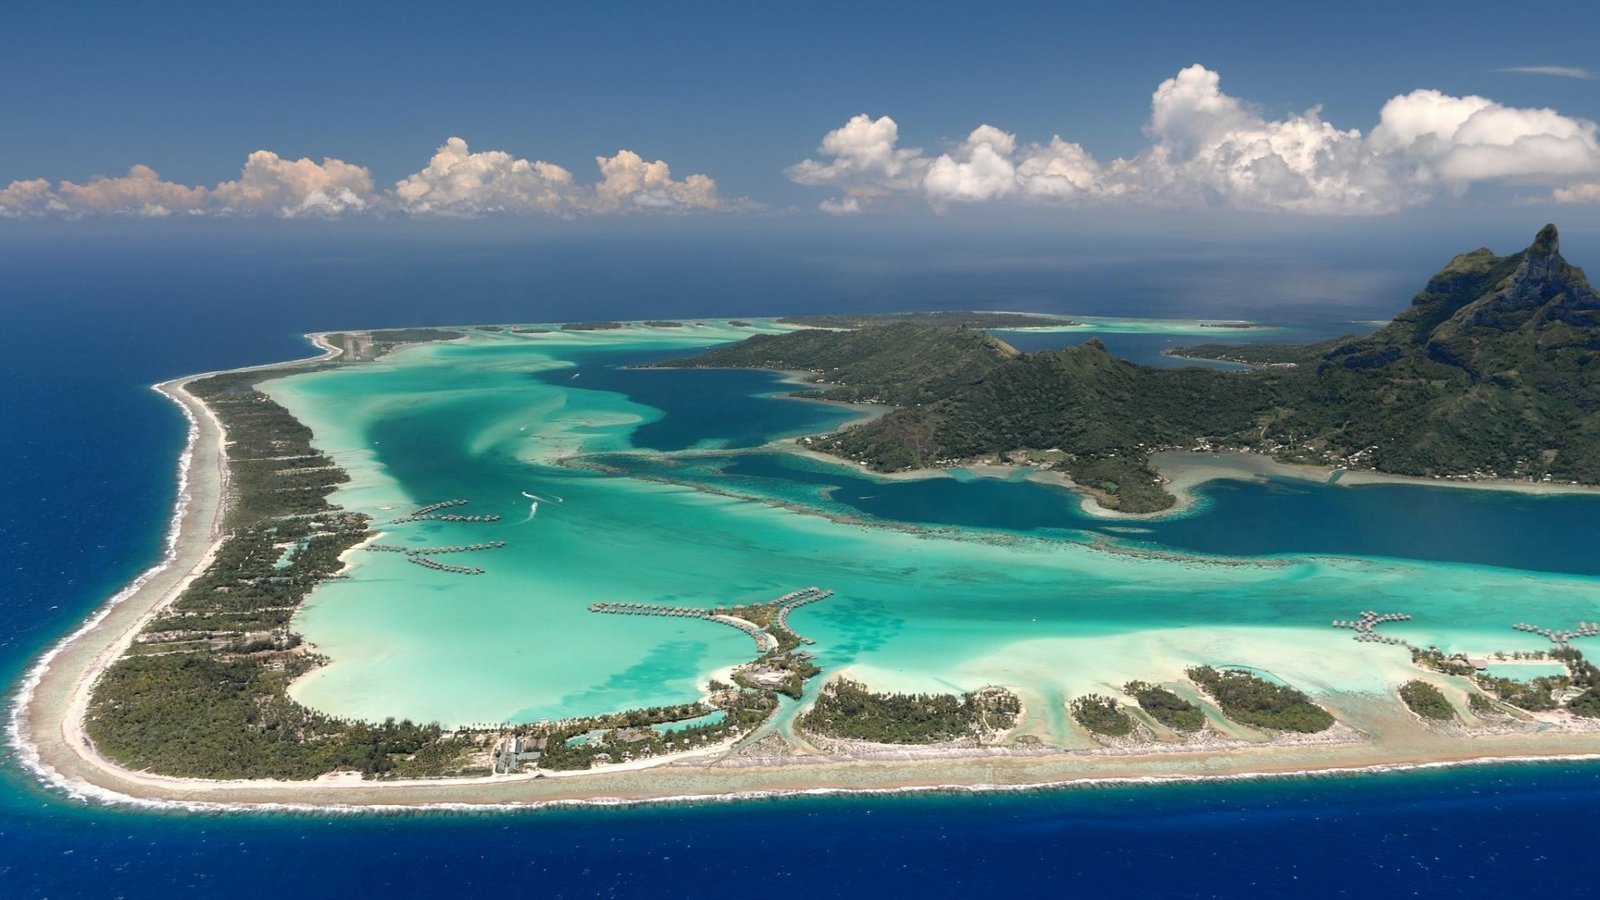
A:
<box><xmin>664</xmin><ymin>226</ymin><xmax>1600</xmax><ymax>512</ymax></box>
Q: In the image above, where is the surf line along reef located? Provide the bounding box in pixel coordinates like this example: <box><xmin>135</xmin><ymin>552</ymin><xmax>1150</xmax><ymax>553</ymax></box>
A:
<box><xmin>12</xmin><ymin>228</ymin><xmax>1600</xmax><ymax>810</ymax></box>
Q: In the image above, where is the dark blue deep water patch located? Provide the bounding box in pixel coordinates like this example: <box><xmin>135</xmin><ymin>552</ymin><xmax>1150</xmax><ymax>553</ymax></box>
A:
<box><xmin>612</xmin><ymin>450</ymin><xmax>1600</xmax><ymax>576</ymax></box>
<box><xmin>530</xmin><ymin>346</ymin><xmax>855</xmax><ymax>451</ymax></box>
<box><xmin>719</xmin><ymin>452</ymin><xmax>1090</xmax><ymax>531</ymax></box>
<box><xmin>6</xmin><ymin>764</ymin><xmax>1600</xmax><ymax>898</ymax></box>
<box><xmin>1141</xmin><ymin>477</ymin><xmax>1600</xmax><ymax>575</ymax></box>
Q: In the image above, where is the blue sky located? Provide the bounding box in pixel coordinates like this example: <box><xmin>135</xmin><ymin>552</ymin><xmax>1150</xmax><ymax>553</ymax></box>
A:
<box><xmin>4</xmin><ymin>0</ymin><xmax>1600</xmax><ymax>226</ymax></box>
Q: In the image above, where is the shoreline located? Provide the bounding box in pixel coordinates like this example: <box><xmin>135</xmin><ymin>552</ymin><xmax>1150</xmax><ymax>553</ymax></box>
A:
<box><xmin>1143</xmin><ymin>450</ymin><xmax>1600</xmax><ymax>519</ymax></box>
<box><xmin>11</xmin><ymin>332</ymin><xmax>1600</xmax><ymax>813</ymax></box>
<box><xmin>894</xmin><ymin>450</ymin><xmax>1600</xmax><ymax>523</ymax></box>
<box><xmin>6</xmin><ymin>334</ymin><xmax>343</xmax><ymax>808</ymax></box>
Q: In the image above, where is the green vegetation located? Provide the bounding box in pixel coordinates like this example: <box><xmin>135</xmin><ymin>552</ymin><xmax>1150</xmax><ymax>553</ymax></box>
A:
<box><xmin>86</xmin><ymin>370</ymin><xmax>479</xmax><ymax>779</ymax></box>
<box><xmin>1063</xmin><ymin>456</ymin><xmax>1176</xmax><ymax>513</ymax></box>
<box><xmin>644</xmin><ymin>320</ymin><xmax>685</xmax><ymax>328</ymax></box>
<box><xmin>665</xmin><ymin>226</ymin><xmax>1600</xmax><ymax>511</ymax></box>
<box><xmin>88</xmin><ymin>654</ymin><xmax>466</xmax><ymax>779</ymax></box>
<box><xmin>1185</xmin><ymin>666</ymin><xmax>1335</xmax><ymax>733</ymax></box>
<box><xmin>1411</xmin><ymin>648</ymin><xmax>1481</xmax><ymax>677</ymax></box>
<box><xmin>533</xmin><ymin>692</ymin><xmax>778</xmax><ymax>771</ymax></box>
<box><xmin>1069</xmin><ymin>693</ymin><xmax>1134</xmax><ymax>736</ymax></box>
<box><xmin>561</xmin><ymin>321</ymin><xmax>625</xmax><ymax>331</ymax></box>
<box><xmin>798</xmin><ymin>679</ymin><xmax>1020</xmax><ymax>744</ymax></box>
<box><xmin>365</xmin><ymin>328</ymin><xmax>463</xmax><ymax>358</ymax></box>
<box><xmin>324</xmin><ymin>328</ymin><xmax>463</xmax><ymax>362</ymax></box>
<box><xmin>1398</xmin><ymin>680</ymin><xmax>1455</xmax><ymax>721</ymax></box>
<box><xmin>369</xmin><ymin>327</ymin><xmax>463</xmax><ymax>342</ymax></box>
<box><xmin>1475</xmin><ymin>675</ymin><xmax>1560</xmax><ymax>711</ymax></box>
<box><xmin>1171</xmin><ymin>343</ymin><xmax>1325</xmax><ymax>367</ymax></box>
<box><xmin>1568</xmin><ymin>688</ymin><xmax>1600</xmax><ymax>717</ymax></box>
<box><xmin>1123</xmin><ymin>680</ymin><xmax>1206</xmax><ymax>732</ymax></box>
<box><xmin>1557</xmin><ymin>648</ymin><xmax>1600</xmax><ymax>717</ymax></box>
<box><xmin>777</xmin><ymin>310</ymin><xmax>1077</xmax><ymax>329</ymax></box>
<box><xmin>1465</xmin><ymin>647</ymin><xmax>1600</xmax><ymax>713</ymax></box>
<box><xmin>733</xmin><ymin>651</ymin><xmax>821</xmax><ymax>699</ymax></box>
<box><xmin>658</xmin><ymin>323</ymin><xmax>1018</xmax><ymax>408</ymax></box>
<box><xmin>1467</xmin><ymin>691</ymin><xmax>1500</xmax><ymax>715</ymax></box>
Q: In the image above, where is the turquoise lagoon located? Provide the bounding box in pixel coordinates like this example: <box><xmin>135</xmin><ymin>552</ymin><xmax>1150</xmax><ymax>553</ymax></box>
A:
<box><xmin>265</xmin><ymin>322</ymin><xmax>1600</xmax><ymax>736</ymax></box>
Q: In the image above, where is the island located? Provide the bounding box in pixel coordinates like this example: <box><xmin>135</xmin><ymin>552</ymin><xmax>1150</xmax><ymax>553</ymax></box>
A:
<box><xmin>11</xmin><ymin>226</ymin><xmax>1600</xmax><ymax>811</ymax></box>
<box><xmin>664</xmin><ymin>225</ymin><xmax>1600</xmax><ymax>513</ymax></box>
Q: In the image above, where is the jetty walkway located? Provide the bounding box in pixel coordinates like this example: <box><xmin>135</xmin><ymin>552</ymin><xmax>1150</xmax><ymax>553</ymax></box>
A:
<box><xmin>381</xmin><ymin>499</ymin><xmax>507</xmax><ymax>574</ymax></box>
<box><xmin>368</xmin><ymin>538</ymin><xmax>505</xmax><ymax>554</ymax></box>
<box><xmin>406</xmin><ymin>556</ymin><xmax>485</xmax><ymax>576</ymax></box>
<box><xmin>589</xmin><ymin>587</ymin><xmax>834</xmax><ymax>653</ymax></box>
<box><xmin>387</xmin><ymin>499</ymin><xmax>500</xmax><ymax>524</ymax></box>
<box><xmin>389</xmin><ymin>499</ymin><xmax>469</xmax><ymax>523</ymax></box>
<box><xmin>411</xmin><ymin>541</ymin><xmax>507</xmax><ymax>555</ymax></box>
<box><xmin>773</xmin><ymin>587</ymin><xmax>832</xmax><ymax>644</ymax></box>
<box><xmin>1511</xmin><ymin>620</ymin><xmax>1600</xmax><ymax>646</ymax></box>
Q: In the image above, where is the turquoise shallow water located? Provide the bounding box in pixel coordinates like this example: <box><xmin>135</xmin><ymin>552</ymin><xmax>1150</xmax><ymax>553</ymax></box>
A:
<box><xmin>265</xmin><ymin>325</ymin><xmax>1600</xmax><ymax>732</ymax></box>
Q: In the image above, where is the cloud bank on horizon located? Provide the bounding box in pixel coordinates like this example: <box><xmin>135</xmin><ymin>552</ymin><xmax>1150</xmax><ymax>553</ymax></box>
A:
<box><xmin>0</xmin><ymin>138</ymin><xmax>722</xmax><ymax>219</ymax></box>
<box><xmin>8</xmin><ymin>65</ymin><xmax>1600</xmax><ymax>220</ymax></box>
<box><xmin>792</xmin><ymin>65</ymin><xmax>1600</xmax><ymax>215</ymax></box>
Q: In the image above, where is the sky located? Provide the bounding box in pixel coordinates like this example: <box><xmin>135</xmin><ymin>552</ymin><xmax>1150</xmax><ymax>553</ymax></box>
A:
<box><xmin>4</xmin><ymin>0</ymin><xmax>1600</xmax><ymax>241</ymax></box>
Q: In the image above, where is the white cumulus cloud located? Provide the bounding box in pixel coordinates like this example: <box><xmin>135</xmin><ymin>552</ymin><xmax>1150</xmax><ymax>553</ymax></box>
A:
<box><xmin>1553</xmin><ymin>182</ymin><xmax>1600</xmax><ymax>203</ymax></box>
<box><xmin>592</xmin><ymin>149</ymin><xmax>720</xmax><ymax>212</ymax></box>
<box><xmin>1015</xmin><ymin>137</ymin><xmax>1106</xmax><ymax>200</ymax></box>
<box><xmin>392</xmin><ymin>137</ymin><xmax>579</xmax><ymax>216</ymax></box>
<box><xmin>789</xmin><ymin>64</ymin><xmax>1600</xmax><ymax>215</ymax></box>
<box><xmin>924</xmin><ymin>125</ymin><xmax>1021</xmax><ymax>203</ymax></box>
<box><xmin>213</xmin><ymin>151</ymin><xmax>376</xmax><ymax>217</ymax></box>
<box><xmin>1371</xmin><ymin>89</ymin><xmax>1600</xmax><ymax>184</ymax></box>
<box><xmin>0</xmin><ymin>178</ymin><xmax>60</xmax><ymax>217</ymax></box>
<box><xmin>390</xmin><ymin>139</ymin><xmax>721</xmax><ymax>215</ymax></box>
<box><xmin>47</xmin><ymin>165</ymin><xmax>209</xmax><ymax>217</ymax></box>
<box><xmin>787</xmin><ymin>114</ymin><xmax>927</xmax><ymax>188</ymax></box>
<box><xmin>1</xmin><ymin>138</ymin><xmax>725</xmax><ymax>219</ymax></box>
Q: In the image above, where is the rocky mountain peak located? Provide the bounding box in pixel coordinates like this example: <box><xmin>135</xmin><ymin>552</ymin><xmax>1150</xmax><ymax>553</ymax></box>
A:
<box><xmin>1531</xmin><ymin>223</ymin><xmax>1560</xmax><ymax>258</ymax></box>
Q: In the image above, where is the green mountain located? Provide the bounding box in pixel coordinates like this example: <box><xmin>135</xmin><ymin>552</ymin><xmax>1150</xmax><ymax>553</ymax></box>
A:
<box><xmin>664</xmin><ymin>226</ymin><xmax>1600</xmax><ymax>512</ymax></box>
<box><xmin>1249</xmin><ymin>224</ymin><xmax>1600</xmax><ymax>481</ymax></box>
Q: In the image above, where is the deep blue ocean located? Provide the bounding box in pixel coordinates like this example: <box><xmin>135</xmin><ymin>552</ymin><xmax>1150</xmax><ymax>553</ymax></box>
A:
<box><xmin>4</xmin><ymin>228</ymin><xmax>1600</xmax><ymax>898</ymax></box>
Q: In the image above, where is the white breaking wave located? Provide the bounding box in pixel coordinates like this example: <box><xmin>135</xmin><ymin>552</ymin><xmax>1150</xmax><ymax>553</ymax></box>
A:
<box><xmin>5</xmin><ymin>333</ymin><xmax>344</xmax><ymax>811</ymax></box>
<box><xmin>6</xmin><ymin>379</ymin><xmax>199</xmax><ymax>799</ymax></box>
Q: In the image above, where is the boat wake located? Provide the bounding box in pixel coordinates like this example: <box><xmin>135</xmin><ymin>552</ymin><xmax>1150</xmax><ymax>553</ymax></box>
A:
<box><xmin>520</xmin><ymin>490</ymin><xmax>562</xmax><ymax>522</ymax></box>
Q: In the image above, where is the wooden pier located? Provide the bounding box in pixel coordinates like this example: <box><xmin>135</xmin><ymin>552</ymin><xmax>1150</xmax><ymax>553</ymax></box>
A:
<box><xmin>408</xmin><ymin>540</ymin><xmax>507</xmax><ymax>556</ymax></box>
<box><xmin>773</xmin><ymin>587</ymin><xmax>832</xmax><ymax>644</ymax></box>
<box><xmin>390</xmin><ymin>499</ymin><xmax>469</xmax><ymax>523</ymax></box>
<box><xmin>406</xmin><ymin>556</ymin><xmax>485</xmax><ymax>576</ymax></box>
<box><xmin>1331</xmin><ymin>610</ymin><xmax>1416</xmax><ymax>648</ymax></box>
<box><xmin>381</xmin><ymin>500</ymin><xmax>507</xmax><ymax>574</ymax></box>
<box><xmin>589</xmin><ymin>587</ymin><xmax>835</xmax><ymax>653</ymax></box>
<box><xmin>1511</xmin><ymin>620</ymin><xmax>1600</xmax><ymax>646</ymax></box>
<box><xmin>387</xmin><ymin>498</ymin><xmax>503</xmax><ymax>524</ymax></box>
<box><xmin>365</xmin><ymin>540</ymin><xmax>506</xmax><ymax>555</ymax></box>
